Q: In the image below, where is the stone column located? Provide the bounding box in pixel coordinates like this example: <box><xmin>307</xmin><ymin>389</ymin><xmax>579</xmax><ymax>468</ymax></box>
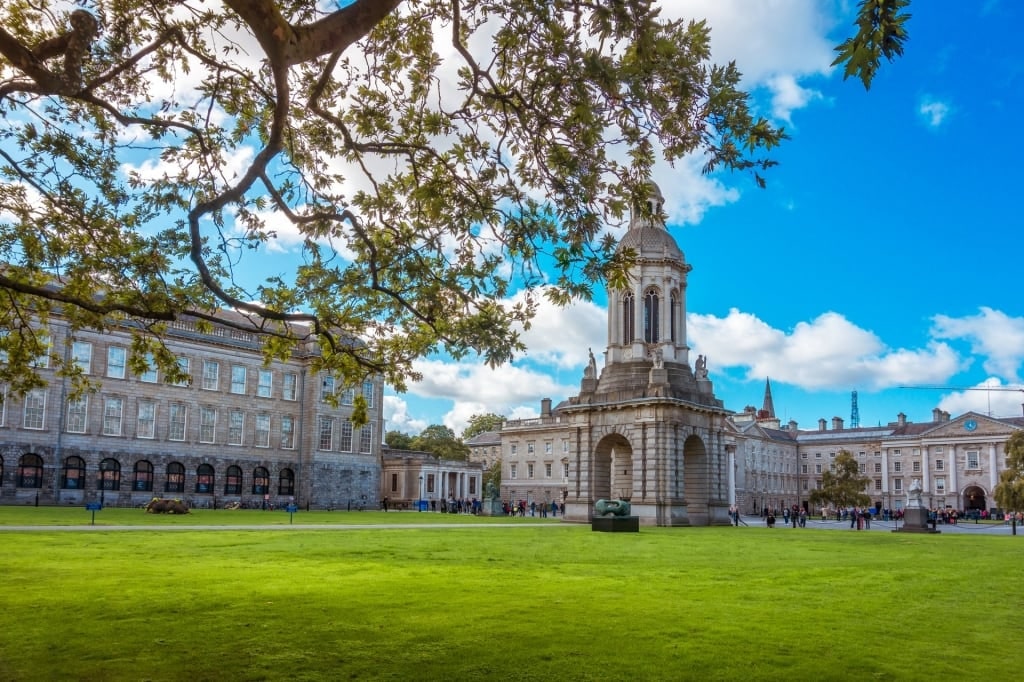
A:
<box><xmin>989</xmin><ymin>443</ymin><xmax>998</xmax><ymax>491</ymax></box>
<box><xmin>948</xmin><ymin>446</ymin><xmax>957</xmax><ymax>504</ymax></box>
<box><xmin>922</xmin><ymin>445</ymin><xmax>930</xmax><ymax>495</ymax></box>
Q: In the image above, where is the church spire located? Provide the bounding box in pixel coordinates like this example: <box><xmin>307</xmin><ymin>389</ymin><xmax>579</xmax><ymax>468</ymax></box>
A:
<box><xmin>760</xmin><ymin>378</ymin><xmax>776</xmax><ymax>419</ymax></box>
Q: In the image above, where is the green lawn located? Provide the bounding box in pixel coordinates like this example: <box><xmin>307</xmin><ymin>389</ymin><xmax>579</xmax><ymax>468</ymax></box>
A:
<box><xmin>1</xmin><ymin>509</ymin><xmax>1021</xmax><ymax>681</ymax></box>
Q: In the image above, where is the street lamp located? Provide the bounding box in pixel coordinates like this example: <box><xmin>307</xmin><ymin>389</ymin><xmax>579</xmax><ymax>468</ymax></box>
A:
<box><xmin>418</xmin><ymin>475</ymin><xmax>423</xmax><ymax>511</ymax></box>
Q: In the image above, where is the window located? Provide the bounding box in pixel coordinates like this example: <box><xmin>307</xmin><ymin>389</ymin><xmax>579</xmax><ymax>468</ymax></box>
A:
<box><xmin>967</xmin><ymin>451</ymin><xmax>980</xmax><ymax>469</ymax></box>
<box><xmin>469</xmin><ymin>478</ymin><xmax>477</xmax><ymax>495</ymax></box>
<box><xmin>199</xmin><ymin>407</ymin><xmax>217</xmax><ymax>443</ymax></box>
<box><xmin>202</xmin><ymin>360</ymin><xmax>220</xmax><ymax>390</ymax></box>
<box><xmin>894</xmin><ymin>478</ymin><xmax>903</xmax><ymax>492</ymax></box>
<box><xmin>874</xmin><ymin>479</ymin><xmax>882</xmax><ymax>491</ymax></box>
<box><xmin>319</xmin><ymin>416</ymin><xmax>334</xmax><ymax>450</ymax></box>
<box><xmin>644</xmin><ymin>288</ymin><xmax>660</xmax><ymax>343</ymax></box>
<box><xmin>230</xmin><ymin>365</ymin><xmax>247</xmax><ymax>394</ymax></box>
<box><xmin>31</xmin><ymin>334</ymin><xmax>51</xmax><ymax>368</ymax></box>
<box><xmin>527</xmin><ymin>442</ymin><xmax>535</xmax><ymax>455</ymax></box>
<box><xmin>282</xmin><ymin>372</ymin><xmax>298</xmax><ymax>401</ymax></box>
<box><xmin>165</xmin><ymin>462</ymin><xmax>185</xmax><ymax>493</ymax></box>
<box><xmin>874</xmin><ymin>462</ymin><xmax>882</xmax><ymax>473</ymax></box>
<box><xmin>104</xmin><ymin>346</ymin><xmax>127</xmax><ymax>379</ymax></box>
<box><xmin>893</xmin><ymin>461</ymin><xmax>902</xmax><ymax>473</ymax></box>
<box><xmin>281</xmin><ymin>415</ymin><xmax>295</xmax><ymax>449</ymax></box>
<box><xmin>545</xmin><ymin>463</ymin><xmax>552</xmax><ymax>478</ymax></box>
<box><xmin>133</xmin><ymin>460</ymin><xmax>153</xmax><ymax>492</ymax></box>
<box><xmin>252</xmin><ymin>467</ymin><xmax>269</xmax><ymax>495</ymax></box>
<box><xmin>62</xmin><ymin>456</ymin><xmax>85</xmax><ymax>489</ymax></box>
<box><xmin>225</xmin><ymin>465</ymin><xmax>242</xmax><ymax>495</ymax></box>
<box><xmin>510</xmin><ymin>463</ymin><xmax>518</xmax><ymax>479</ymax></box>
<box><xmin>99</xmin><ymin>458</ymin><xmax>121</xmax><ymax>491</ymax></box>
<box><xmin>168</xmin><ymin>403</ymin><xmax>187</xmax><ymax>441</ymax></box>
<box><xmin>527</xmin><ymin>463</ymin><xmax>535</xmax><ymax>479</ymax></box>
<box><xmin>66</xmin><ymin>397</ymin><xmax>88</xmax><ymax>433</ymax></box>
<box><xmin>138</xmin><ymin>353</ymin><xmax>157</xmax><ymax>383</ymax></box>
<box><xmin>321</xmin><ymin>375</ymin><xmax>335</xmax><ymax>402</ymax></box>
<box><xmin>102</xmin><ymin>397</ymin><xmax>123</xmax><ymax>436</ymax></box>
<box><xmin>228</xmin><ymin>410</ymin><xmax>244</xmax><ymax>445</ymax></box>
<box><xmin>802</xmin><ymin>464</ymin><xmax>808</xmax><ymax>474</ymax></box>
<box><xmin>255</xmin><ymin>414</ymin><xmax>270</xmax><ymax>447</ymax></box>
<box><xmin>17</xmin><ymin>454</ymin><xmax>44</xmax><ymax>488</ymax></box>
<box><xmin>195</xmin><ymin>463</ymin><xmax>214</xmax><ymax>494</ymax></box>
<box><xmin>278</xmin><ymin>468</ymin><xmax>295</xmax><ymax>495</ymax></box>
<box><xmin>257</xmin><ymin>370</ymin><xmax>272</xmax><ymax>398</ymax></box>
<box><xmin>563</xmin><ymin>462</ymin><xmax>570</xmax><ymax>478</ymax></box>
<box><xmin>622</xmin><ymin>292</ymin><xmax>635</xmax><ymax>343</ymax></box>
<box><xmin>510</xmin><ymin>444</ymin><xmax>518</xmax><ymax>456</ymax></box>
<box><xmin>934</xmin><ymin>447</ymin><xmax>943</xmax><ymax>454</ymax></box>
<box><xmin>935</xmin><ymin>477</ymin><xmax>946</xmax><ymax>493</ymax></box>
<box><xmin>339</xmin><ymin>420</ymin><xmax>353</xmax><ymax>452</ymax></box>
<box><xmin>815</xmin><ymin>452</ymin><xmax>822</xmax><ymax>459</ymax></box>
<box><xmin>562</xmin><ymin>439</ymin><xmax>569</xmax><ymax>453</ymax></box>
<box><xmin>23</xmin><ymin>389</ymin><xmax>46</xmax><ymax>429</ymax></box>
<box><xmin>892</xmin><ymin>449</ymin><xmax>901</xmax><ymax>456</ymax></box>
<box><xmin>912</xmin><ymin>461</ymin><xmax>921</xmax><ymax>472</ymax></box>
<box><xmin>391</xmin><ymin>473</ymin><xmax>398</xmax><ymax>492</ymax></box>
<box><xmin>859</xmin><ymin>464</ymin><xmax>865</xmax><ymax>474</ymax></box>
<box><xmin>829</xmin><ymin>452</ymin><xmax>836</xmax><ymax>459</ymax></box>
<box><xmin>935</xmin><ymin>459</ymin><xmax>944</xmax><ymax>471</ymax></box>
<box><xmin>545</xmin><ymin>442</ymin><xmax>553</xmax><ymax>455</ymax></box>
<box><xmin>427</xmin><ymin>474</ymin><xmax>435</xmax><ymax>494</ymax></box>
<box><xmin>815</xmin><ymin>464</ymin><xmax>822</xmax><ymax>474</ymax></box>
<box><xmin>801</xmin><ymin>452</ymin><xmax>808</xmax><ymax>459</ymax></box>
<box><xmin>137</xmin><ymin>400</ymin><xmax>156</xmax><ymax>439</ymax></box>
<box><xmin>362</xmin><ymin>381</ymin><xmax>374</xmax><ymax>408</ymax></box>
<box><xmin>339</xmin><ymin>385</ymin><xmax>355</xmax><ymax>406</ymax></box>
<box><xmin>72</xmin><ymin>341</ymin><xmax>92</xmax><ymax>374</ymax></box>
<box><xmin>359</xmin><ymin>423</ymin><xmax>372</xmax><ymax>453</ymax></box>
<box><xmin>169</xmin><ymin>357</ymin><xmax>190</xmax><ymax>386</ymax></box>
<box><xmin>670</xmin><ymin>291</ymin><xmax>678</xmax><ymax>343</ymax></box>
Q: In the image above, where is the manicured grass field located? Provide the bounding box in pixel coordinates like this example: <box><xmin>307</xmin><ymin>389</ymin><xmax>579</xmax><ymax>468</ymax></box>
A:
<box><xmin>1</xmin><ymin>508</ymin><xmax>1022</xmax><ymax>681</ymax></box>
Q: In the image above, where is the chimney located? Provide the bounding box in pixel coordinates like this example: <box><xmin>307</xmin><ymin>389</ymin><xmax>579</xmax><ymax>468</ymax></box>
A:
<box><xmin>818</xmin><ymin>418</ymin><xmax>827</xmax><ymax>432</ymax></box>
<box><xmin>897</xmin><ymin>412</ymin><xmax>907</xmax><ymax>427</ymax></box>
<box><xmin>541</xmin><ymin>398</ymin><xmax>552</xmax><ymax>417</ymax></box>
<box><xmin>832</xmin><ymin>417</ymin><xmax>844</xmax><ymax>431</ymax></box>
<box><xmin>932</xmin><ymin>408</ymin><xmax>942</xmax><ymax>422</ymax></box>
<box><xmin>788</xmin><ymin>419</ymin><xmax>798</xmax><ymax>432</ymax></box>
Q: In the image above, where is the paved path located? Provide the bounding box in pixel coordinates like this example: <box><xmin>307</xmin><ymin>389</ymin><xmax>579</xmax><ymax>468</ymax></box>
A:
<box><xmin>738</xmin><ymin>514</ymin><xmax>1019</xmax><ymax>535</ymax></box>
<box><xmin>0</xmin><ymin>522</ymin><xmax>566</xmax><ymax>532</ymax></box>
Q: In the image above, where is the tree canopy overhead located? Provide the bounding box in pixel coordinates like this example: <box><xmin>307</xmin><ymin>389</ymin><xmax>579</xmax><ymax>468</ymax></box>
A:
<box><xmin>0</xmin><ymin>0</ymin><xmax>788</xmax><ymax>393</ymax></box>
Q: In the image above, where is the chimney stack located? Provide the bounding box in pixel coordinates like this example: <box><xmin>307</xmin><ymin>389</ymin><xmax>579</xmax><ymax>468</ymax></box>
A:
<box><xmin>818</xmin><ymin>418</ymin><xmax>827</xmax><ymax>432</ymax></box>
<box><xmin>541</xmin><ymin>398</ymin><xmax>552</xmax><ymax>417</ymax></box>
<box><xmin>832</xmin><ymin>417</ymin><xmax>844</xmax><ymax>431</ymax></box>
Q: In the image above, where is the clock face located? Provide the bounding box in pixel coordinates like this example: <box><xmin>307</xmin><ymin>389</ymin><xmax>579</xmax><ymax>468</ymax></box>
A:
<box><xmin>964</xmin><ymin>419</ymin><xmax>978</xmax><ymax>432</ymax></box>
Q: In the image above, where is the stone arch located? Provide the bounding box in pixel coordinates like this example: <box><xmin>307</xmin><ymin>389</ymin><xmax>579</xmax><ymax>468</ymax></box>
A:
<box><xmin>683</xmin><ymin>434</ymin><xmax>710</xmax><ymax>524</ymax></box>
<box><xmin>592</xmin><ymin>433</ymin><xmax>633</xmax><ymax>502</ymax></box>
<box><xmin>962</xmin><ymin>484</ymin><xmax>986</xmax><ymax>512</ymax></box>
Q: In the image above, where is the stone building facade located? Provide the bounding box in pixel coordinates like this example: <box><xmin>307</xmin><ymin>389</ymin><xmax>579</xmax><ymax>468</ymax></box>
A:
<box><xmin>380</xmin><ymin>448</ymin><xmax>483</xmax><ymax>510</ymax></box>
<box><xmin>0</xmin><ymin>313</ymin><xmax>383</xmax><ymax>509</ymax></box>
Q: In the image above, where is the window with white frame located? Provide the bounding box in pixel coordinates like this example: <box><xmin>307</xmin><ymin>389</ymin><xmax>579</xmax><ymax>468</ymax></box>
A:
<box><xmin>281</xmin><ymin>415</ymin><xmax>294</xmax><ymax>449</ymax></box>
<box><xmin>138</xmin><ymin>353</ymin><xmax>157</xmax><ymax>382</ymax></box>
<box><xmin>967</xmin><ymin>451</ymin><xmax>980</xmax><ymax>469</ymax></box>
<box><xmin>892</xmin><ymin>449</ymin><xmax>901</xmax><ymax>456</ymax></box>
<box><xmin>510</xmin><ymin>463</ymin><xmax>518</xmax><ymax>479</ymax></box>
<box><xmin>199</xmin><ymin>407</ymin><xmax>217</xmax><ymax>443</ymax></box>
<box><xmin>170</xmin><ymin>357</ymin><xmax>190</xmax><ymax>386</ymax></box>
<box><xmin>230</xmin><ymin>365</ymin><xmax>246</xmax><ymax>394</ymax></box>
<box><xmin>228</xmin><ymin>410</ymin><xmax>244</xmax><ymax>445</ymax></box>
<box><xmin>255</xmin><ymin>414</ymin><xmax>270</xmax><ymax>447</ymax></box>
<box><xmin>562</xmin><ymin>439</ymin><xmax>569</xmax><ymax>453</ymax></box>
<box><xmin>321</xmin><ymin>375</ymin><xmax>335</xmax><ymax>402</ymax></box>
<box><xmin>66</xmin><ymin>397</ymin><xmax>88</xmax><ymax>433</ymax></box>
<box><xmin>70</xmin><ymin>337</ymin><xmax>91</xmax><ymax>372</ymax></box>
<box><xmin>802</xmin><ymin>464</ymin><xmax>809</xmax><ymax>474</ymax></box>
<box><xmin>527</xmin><ymin>442</ymin><xmax>535</xmax><ymax>454</ymax></box>
<box><xmin>257</xmin><ymin>369</ymin><xmax>272</xmax><ymax>398</ymax></box>
<box><xmin>815</xmin><ymin>464</ymin><xmax>822</xmax><ymax>474</ymax></box>
<box><xmin>545</xmin><ymin>463</ymin><xmax>552</xmax><ymax>478</ymax></box>
<box><xmin>912</xmin><ymin>461</ymin><xmax>921</xmax><ymax>472</ymax></box>
<box><xmin>169</xmin><ymin>403</ymin><xmax>187</xmax><ymax>441</ymax></box>
<box><xmin>32</xmin><ymin>334</ymin><xmax>51</xmax><ymax>368</ymax></box>
<box><xmin>318</xmin><ymin>416</ymin><xmax>334</xmax><ymax>450</ymax></box>
<box><xmin>202</xmin><ymin>360</ymin><xmax>220</xmax><ymax>390</ymax></box>
<box><xmin>874</xmin><ymin>462</ymin><xmax>882</xmax><ymax>473</ymax></box>
<box><xmin>894</xmin><ymin>478</ymin><xmax>903</xmax><ymax>491</ymax></box>
<box><xmin>102</xmin><ymin>397</ymin><xmax>123</xmax><ymax>435</ymax></box>
<box><xmin>545</xmin><ymin>442</ymin><xmax>552</xmax><ymax>455</ymax></box>
<box><xmin>339</xmin><ymin>420</ymin><xmax>353</xmax><ymax>452</ymax></box>
<box><xmin>893</xmin><ymin>461</ymin><xmax>902</xmax><ymax>473</ymax></box>
<box><xmin>106</xmin><ymin>346</ymin><xmax>126</xmax><ymax>379</ymax></box>
<box><xmin>527</xmin><ymin>463</ymin><xmax>535</xmax><ymax>479</ymax></box>
<box><xmin>362</xmin><ymin>381</ymin><xmax>374</xmax><ymax>408</ymax></box>
<box><xmin>875</xmin><ymin>479</ymin><xmax>882</xmax><ymax>491</ymax></box>
<box><xmin>815</xmin><ymin>452</ymin><xmax>822</xmax><ymax>459</ymax></box>
<box><xmin>25</xmin><ymin>389</ymin><xmax>48</xmax><ymax>429</ymax></box>
<box><xmin>858</xmin><ymin>463</ymin><xmax>865</xmax><ymax>474</ymax></box>
<box><xmin>510</xmin><ymin>444</ymin><xmax>517</xmax><ymax>456</ymax></box>
<box><xmin>563</xmin><ymin>462</ymin><xmax>570</xmax><ymax>478</ymax></box>
<box><xmin>339</xmin><ymin>385</ymin><xmax>354</xmax><ymax>405</ymax></box>
<box><xmin>137</xmin><ymin>400</ymin><xmax>156</xmax><ymax>439</ymax></box>
<box><xmin>935</xmin><ymin>477</ymin><xmax>946</xmax><ymax>493</ymax></box>
<box><xmin>935</xmin><ymin>458</ymin><xmax>944</xmax><ymax>471</ymax></box>
<box><xmin>282</xmin><ymin>372</ymin><xmax>297</xmax><ymax>401</ymax></box>
<box><xmin>359</xmin><ymin>423</ymin><xmax>373</xmax><ymax>453</ymax></box>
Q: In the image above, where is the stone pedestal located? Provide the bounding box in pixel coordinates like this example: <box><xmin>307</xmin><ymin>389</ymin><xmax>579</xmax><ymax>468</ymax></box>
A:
<box><xmin>592</xmin><ymin>516</ymin><xmax>640</xmax><ymax>533</ymax></box>
<box><xmin>896</xmin><ymin>507</ymin><xmax>940</xmax><ymax>534</ymax></box>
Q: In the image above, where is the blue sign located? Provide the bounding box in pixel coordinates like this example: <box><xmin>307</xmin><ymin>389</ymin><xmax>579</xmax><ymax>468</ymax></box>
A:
<box><xmin>86</xmin><ymin>502</ymin><xmax>102</xmax><ymax>511</ymax></box>
<box><xmin>286</xmin><ymin>504</ymin><xmax>298</xmax><ymax>513</ymax></box>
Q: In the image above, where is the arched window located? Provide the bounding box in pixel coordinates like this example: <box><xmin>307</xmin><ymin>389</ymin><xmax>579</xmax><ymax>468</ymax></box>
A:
<box><xmin>62</xmin><ymin>456</ymin><xmax>86</xmax><ymax>489</ymax></box>
<box><xmin>17</xmin><ymin>453</ymin><xmax>43</xmax><ymax>488</ymax></box>
<box><xmin>252</xmin><ymin>466</ymin><xmax>269</xmax><ymax>495</ymax></box>
<box><xmin>278</xmin><ymin>468</ymin><xmax>295</xmax><ymax>496</ymax></box>
<box><xmin>133</xmin><ymin>460</ymin><xmax>153</xmax><ymax>492</ymax></box>
<box><xmin>99</xmin><ymin>458</ymin><xmax>121</xmax><ymax>491</ymax></box>
<box><xmin>196</xmin><ymin>463</ymin><xmax>214</xmax><ymax>494</ymax></box>
<box><xmin>622</xmin><ymin>293</ymin><xmax>635</xmax><ymax>344</ymax></box>
<box><xmin>224</xmin><ymin>465</ymin><xmax>242</xmax><ymax>495</ymax></box>
<box><xmin>165</xmin><ymin>462</ymin><xmax>185</xmax><ymax>493</ymax></box>
<box><xmin>644</xmin><ymin>288</ymin><xmax>660</xmax><ymax>343</ymax></box>
<box><xmin>670</xmin><ymin>291</ymin><xmax>678</xmax><ymax>343</ymax></box>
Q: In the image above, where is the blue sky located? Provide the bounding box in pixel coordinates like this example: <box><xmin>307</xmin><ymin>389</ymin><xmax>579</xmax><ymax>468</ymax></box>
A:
<box><xmin>382</xmin><ymin>0</ymin><xmax>1024</xmax><ymax>436</ymax></box>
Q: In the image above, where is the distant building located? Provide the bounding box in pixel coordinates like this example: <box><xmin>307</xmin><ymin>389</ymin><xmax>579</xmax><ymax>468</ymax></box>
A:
<box><xmin>0</xmin><ymin>313</ymin><xmax>383</xmax><ymax>509</ymax></box>
<box><xmin>380</xmin><ymin>447</ymin><xmax>483</xmax><ymax>510</ymax></box>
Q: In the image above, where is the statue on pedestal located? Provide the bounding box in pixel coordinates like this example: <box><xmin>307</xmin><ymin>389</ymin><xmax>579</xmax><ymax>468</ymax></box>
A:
<box><xmin>585</xmin><ymin>347</ymin><xmax>597</xmax><ymax>379</ymax></box>
<box><xmin>695</xmin><ymin>354</ymin><xmax>708</xmax><ymax>380</ymax></box>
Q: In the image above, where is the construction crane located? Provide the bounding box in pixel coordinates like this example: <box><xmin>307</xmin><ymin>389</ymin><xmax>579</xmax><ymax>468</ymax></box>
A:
<box><xmin>898</xmin><ymin>385</ymin><xmax>1024</xmax><ymax>417</ymax></box>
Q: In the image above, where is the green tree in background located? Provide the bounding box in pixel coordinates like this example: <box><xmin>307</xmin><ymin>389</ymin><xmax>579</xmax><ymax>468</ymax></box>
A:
<box><xmin>995</xmin><ymin>431</ymin><xmax>1024</xmax><ymax>535</ymax></box>
<box><xmin>411</xmin><ymin>424</ymin><xmax>469</xmax><ymax>461</ymax></box>
<box><xmin>462</xmin><ymin>413</ymin><xmax>505</xmax><ymax>441</ymax></box>
<box><xmin>809</xmin><ymin>450</ymin><xmax>872</xmax><ymax>512</ymax></box>
<box><xmin>384</xmin><ymin>430</ymin><xmax>415</xmax><ymax>451</ymax></box>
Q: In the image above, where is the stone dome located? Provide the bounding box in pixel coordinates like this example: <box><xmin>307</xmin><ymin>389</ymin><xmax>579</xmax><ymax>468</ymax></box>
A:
<box><xmin>615</xmin><ymin>181</ymin><xmax>684</xmax><ymax>261</ymax></box>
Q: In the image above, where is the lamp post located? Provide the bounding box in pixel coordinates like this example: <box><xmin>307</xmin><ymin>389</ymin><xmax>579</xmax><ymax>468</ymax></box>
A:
<box><xmin>418</xmin><ymin>475</ymin><xmax>423</xmax><ymax>511</ymax></box>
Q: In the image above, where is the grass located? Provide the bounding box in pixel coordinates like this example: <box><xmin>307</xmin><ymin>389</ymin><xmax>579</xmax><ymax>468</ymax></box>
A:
<box><xmin>1</xmin><ymin>509</ymin><xmax>1022</xmax><ymax>681</ymax></box>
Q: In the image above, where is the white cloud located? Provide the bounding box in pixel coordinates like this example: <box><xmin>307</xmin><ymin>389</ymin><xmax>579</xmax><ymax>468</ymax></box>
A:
<box><xmin>919</xmin><ymin>97</ymin><xmax>952</xmax><ymax>128</ymax></box>
<box><xmin>938</xmin><ymin>379</ymin><xmax>1024</xmax><ymax>419</ymax></box>
<box><xmin>512</xmin><ymin>288</ymin><xmax>607</xmax><ymax>370</ymax></box>
<box><xmin>932</xmin><ymin>307</ymin><xmax>1024</xmax><ymax>382</ymax></box>
<box><xmin>767</xmin><ymin>73</ymin><xmax>824</xmax><ymax>124</ymax></box>
<box><xmin>689</xmin><ymin>308</ymin><xmax>964</xmax><ymax>390</ymax></box>
<box><xmin>383</xmin><ymin>395</ymin><xmax>429</xmax><ymax>435</ymax></box>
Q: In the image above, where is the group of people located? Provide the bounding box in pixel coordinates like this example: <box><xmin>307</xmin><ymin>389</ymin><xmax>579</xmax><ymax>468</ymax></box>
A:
<box><xmin>501</xmin><ymin>500</ymin><xmax>560</xmax><ymax>518</ymax></box>
<box><xmin>760</xmin><ymin>505</ymin><xmax>808</xmax><ymax>528</ymax></box>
